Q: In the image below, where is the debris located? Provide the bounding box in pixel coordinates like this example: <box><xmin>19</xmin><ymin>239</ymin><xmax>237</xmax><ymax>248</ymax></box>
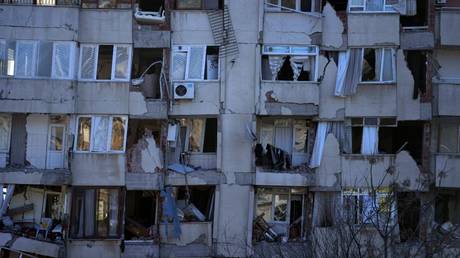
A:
<box><xmin>168</xmin><ymin>163</ymin><xmax>195</xmax><ymax>174</ymax></box>
<box><xmin>182</xmin><ymin>203</ymin><xmax>206</xmax><ymax>222</ymax></box>
<box><xmin>253</xmin><ymin>214</ymin><xmax>278</xmax><ymax>242</ymax></box>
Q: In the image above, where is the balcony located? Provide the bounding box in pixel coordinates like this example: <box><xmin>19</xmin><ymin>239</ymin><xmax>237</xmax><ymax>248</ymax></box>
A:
<box><xmin>78</xmin><ymin>9</ymin><xmax>133</xmax><ymax>44</ymax></box>
<box><xmin>0</xmin><ymin>167</ymin><xmax>71</xmax><ymax>185</ymax></box>
<box><xmin>71</xmin><ymin>153</ymin><xmax>126</xmax><ymax>186</ymax></box>
<box><xmin>0</xmin><ymin>79</ymin><xmax>75</xmax><ymax>114</ymax></box>
<box><xmin>169</xmin><ymin>81</ymin><xmax>220</xmax><ymax>116</ymax></box>
<box><xmin>76</xmin><ymin>82</ymin><xmax>130</xmax><ymax>115</ymax></box>
<box><xmin>258</xmin><ymin>81</ymin><xmax>319</xmax><ymax>116</ymax></box>
<box><xmin>345</xmin><ymin>84</ymin><xmax>397</xmax><ymax>117</ymax></box>
<box><xmin>347</xmin><ymin>13</ymin><xmax>399</xmax><ymax>47</ymax></box>
<box><xmin>435</xmin><ymin>153</ymin><xmax>460</xmax><ymax>188</ymax></box>
<box><xmin>434</xmin><ymin>82</ymin><xmax>460</xmax><ymax>116</ymax></box>
<box><xmin>439</xmin><ymin>8</ymin><xmax>460</xmax><ymax>46</ymax></box>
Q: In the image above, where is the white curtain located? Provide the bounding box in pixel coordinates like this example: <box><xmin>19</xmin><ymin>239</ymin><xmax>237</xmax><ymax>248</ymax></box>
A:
<box><xmin>16</xmin><ymin>41</ymin><xmax>35</xmax><ymax>77</ymax></box>
<box><xmin>309</xmin><ymin>122</ymin><xmax>328</xmax><ymax>168</ymax></box>
<box><xmin>114</xmin><ymin>46</ymin><xmax>130</xmax><ymax>80</ymax></box>
<box><xmin>80</xmin><ymin>45</ymin><xmax>97</xmax><ymax>79</ymax></box>
<box><xmin>361</xmin><ymin>126</ymin><xmax>379</xmax><ymax>155</ymax></box>
<box><xmin>290</xmin><ymin>56</ymin><xmax>307</xmax><ymax>81</ymax></box>
<box><xmin>108</xmin><ymin>190</ymin><xmax>119</xmax><ymax>237</ymax></box>
<box><xmin>0</xmin><ymin>185</ymin><xmax>15</xmax><ymax>216</ymax></box>
<box><xmin>53</xmin><ymin>43</ymin><xmax>71</xmax><ymax>79</ymax></box>
<box><xmin>92</xmin><ymin>116</ymin><xmax>108</xmax><ymax>152</ymax></box>
<box><xmin>268</xmin><ymin>56</ymin><xmax>283</xmax><ymax>80</ymax></box>
<box><xmin>406</xmin><ymin>0</ymin><xmax>417</xmax><ymax>15</ymax></box>
<box><xmin>334</xmin><ymin>51</ymin><xmax>350</xmax><ymax>97</ymax></box>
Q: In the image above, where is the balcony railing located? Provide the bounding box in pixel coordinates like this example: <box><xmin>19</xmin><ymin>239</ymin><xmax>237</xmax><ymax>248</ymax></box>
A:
<box><xmin>0</xmin><ymin>0</ymin><xmax>79</xmax><ymax>6</ymax></box>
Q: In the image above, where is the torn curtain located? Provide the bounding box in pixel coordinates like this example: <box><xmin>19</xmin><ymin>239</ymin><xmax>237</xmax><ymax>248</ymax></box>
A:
<box><xmin>334</xmin><ymin>49</ymin><xmax>363</xmax><ymax>97</ymax></box>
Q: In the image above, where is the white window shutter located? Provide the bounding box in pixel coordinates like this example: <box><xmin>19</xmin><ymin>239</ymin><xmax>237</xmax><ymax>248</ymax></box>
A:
<box><xmin>186</xmin><ymin>46</ymin><xmax>206</xmax><ymax>80</ymax></box>
<box><xmin>113</xmin><ymin>45</ymin><xmax>130</xmax><ymax>80</ymax></box>
<box><xmin>80</xmin><ymin>45</ymin><xmax>97</xmax><ymax>80</ymax></box>
<box><xmin>52</xmin><ymin>42</ymin><xmax>72</xmax><ymax>79</ymax></box>
<box><xmin>15</xmin><ymin>41</ymin><xmax>36</xmax><ymax>77</ymax></box>
<box><xmin>172</xmin><ymin>51</ymin><xmax>187</xmax><ymax>80</ymax></box>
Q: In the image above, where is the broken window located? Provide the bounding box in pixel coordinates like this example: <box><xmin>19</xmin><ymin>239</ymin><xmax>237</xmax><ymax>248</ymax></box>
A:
<box><xmin>0</xmin><ymin>40</ymin><xmax>75</xmax><ymax>79</ymax></box>
<box><xmin>175</xmin><ymin>0</ymin><xmax>222</xmax><ymax>10</ymax></box>
<box><xmin>71</xmin><ymin>187</ymin><xmax>122</xmax><ymax>238</ymax></box>
<box><xmin>343</xmin><ymin>188</ymin><xmax>396</xmax><ymax>225</ymax></box>
<box><xmin>79</xmin><ymin>44</ymin><xmax>131</xmax><ymax>81</ymax></box>
<box><xmin>256</xmin><ymin>119</ymin><xmax>312</xmax><ymax>170</ymax></box>
<box><xmin>361</xmin><ymin>48</ymin><xmax>395</xmax><ymax>83</ymax></box>
<box><xmin>348</xmin><ymin>0</ymin><xmax>397</xmax><ymax>12</ymax></box>
<box><xmin>254</xmin><ymin>188</ymin><xmax>308</xmax><ymax>241</ymax></box>
<box><xmin>125</xmin><ymin>191</ymin><xmax>158</xmax><ymax>240</ymax></box>
<box><xmin>182</xmin><ymin>118</ymin><xmax>217</xmax><ymax>153</ymax></box>
<box><xmin>174</xmin><ymin>186</ymin><xmax>215</xmax><ymax>222</ymax></box>
<box><xmin>137</xmin><ymin>0</ymin><xmax>163</xmax><ymax>11</ymax></box>
<box><xmin>405</xmin><ymin>51</ymin><xmax>427</xmax><ymax>99</ymax></box>
<box><xmin>131</xmin><ymin>48</ymin><xmax>163</xmax><ymax>99</ymax></box>
<box><xmin>44</xmin><ymin>192</ymin><xmax>62</xmax><ymax>220</ymax></box>
<box><xmin>397</xmin><ymin>192</ymin><xmax>420</xmax><ymax>242</ymax></box>
<box><xmin>172</xmin><ymin>45</ymin><xmax>219</xmax><ymax>81</ymax></box>
<box><xmin>75</xmin><ymin>115</ymin><xmax>128</xmax><ymax>153</ymax></box>
<box><xmin>265</xmin><ymin>0</ymin><xmax>321</xmax><ymax>12</ymax></box>
<box><xmin>262</xmin><ymin>45</ymin><xmax>318</xmax><ymax>81</ymax></box>
<box><xmin>400</xmin><ymin>0</ymin><xmax>427</xmax><ymax>27</ymax></box>
<box><xmin>435</xmin><ymin>191</ymin><xmax>460</xmax><ymax>225</ymax></box>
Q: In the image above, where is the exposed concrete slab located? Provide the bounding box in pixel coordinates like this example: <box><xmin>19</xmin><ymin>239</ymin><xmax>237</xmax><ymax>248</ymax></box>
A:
<box><xmin>169</xmin><ymin>82</ymin><xmax>220</xmax><ymax>116</ymax></box>
<box><xmin>0</xmin><ymin>79</ymin><xmax>75</xmax><ymax>114</ymax></box>
<box><xmin>78</xmin><ymin>9</ymin><xmax>132</xmax><ymax>44</ymax></box>
<box><xmin>316</xmin><ymin>134</ymin><xmax>341</xmax><ymax>187</ymax></box>
<box><xmin>0</xmin><ymin>5</ymin><xmax>79</xmax><ymax>41</ymax></box>
<box><xmin>400</xmin><ymin>31</ymin><xmax>434</xmax><ymax>50</ymax></box>
<box><xmin>71</xmin><ymin>153</ymin><xmax>125</xmax><ymax>186</ymax></box>
<box><xmin>76</xmin><ymin>82</ymin><xmax>129</xmax><ymax>115</ymax></box>
<box><xmin>67</xmin><ymin>240</ymin><xmax>121</xmax><ymax>258</ymax></box>
<box><xmin>0</xmin><ymin>233</ymin><xmax>63</xmax><ymax>258</ymax></box>
<box><xmin>321</xmin><ymin>3</ymin><xmax>344</xmax><ymax>49</ymax></box>
<box><xmin>128</xmin><ymin>132</ymin><xmax>162</xmax><ymax>173</ymax></box>
<box><xmin>133</xmin><ymin>30</ymin><xmax>170</xmax><ymax>48</ymax></box>
<box><xmin>347</xmin><ymin>13</ymin><xmax>399</xmax><ymax>46</ymax></box>
<box><xmin>128</xmin><ymin>95</ymin><xmax>168</xmax><ymax>119</ymax></box>
<box><xmin>122</xmin><ymin>241</ymin><xmax>159</xmax><ymax>258</ymax></box>
<box><xmin>160</xmin><ymin>243</ymin><xmax>211</xmax><ymax>258</ymax></box>
<box><xmin>254</xmin><ymin>171</ymin><xmax>314</xmax><ymax>187</ymax></box>
<box><xmin>0</xmin><ymin>169</ymin><xmax>71</xmax><ymax>185</ymax></box>
<box><xmin>263</xmin><ymin>102</ymin><xmax>318</xmax><ymax>116</ymax></box>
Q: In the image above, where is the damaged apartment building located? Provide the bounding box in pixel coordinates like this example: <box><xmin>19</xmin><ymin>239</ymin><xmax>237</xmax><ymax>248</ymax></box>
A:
<box><xmin>0</xmin><ymin>0</ymin><xmax>460</xmax><ymax>257</ymax></box>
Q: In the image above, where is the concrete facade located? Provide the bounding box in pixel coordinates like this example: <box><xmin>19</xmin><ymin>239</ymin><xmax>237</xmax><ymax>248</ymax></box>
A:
<box><xmin>0</xmin><ymin>0</ymin><xmax>459</xmax><ymax>257</ymax></box>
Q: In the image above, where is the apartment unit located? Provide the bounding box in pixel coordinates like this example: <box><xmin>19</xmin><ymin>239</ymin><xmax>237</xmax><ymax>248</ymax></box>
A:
<box><xmin>0</xmin><ymin>0</ymin><xmax>459</xmax><ymax>257</ymax></box>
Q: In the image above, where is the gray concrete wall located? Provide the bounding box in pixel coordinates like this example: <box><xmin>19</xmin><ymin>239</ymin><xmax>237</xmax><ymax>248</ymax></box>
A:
<box><xmin>435</xmin><ymin>154</ymin><xmax>460</xmax><ymax>188</ymax></box>
<box><xmin>440</xmin><ymin>10</ymin><xmax>460</xmax><ymax>46</ymax></box>
<box><xmin>263</xmin><ymin>12</ymin><xmax>321</xmax><ymax>44</ymax></box>
<box><xmin>169</xmin><ymin>82</ymin><xmax>220</xmax><ymax>116</ymax></box>
<box><xmin>171</xmin><ymin>11</ymin><xmax>214</xmax><ymax>44</ymax></box>
<box><xmin>76</xmin><ymin>82</ymin><xmax>129</xmax><ymax>115</ymax></box>
<box><xmin>133</xmin><ymin>30</ymin><xmax>170</xmax><ymax>48</ymax></box>
<box><xmin>0</xmin><ymin>5</ymin><xmax>79</xmax><ymax>41</ymax></box>
<box><xmin>128</xmin><ymin>93</ymin><xmax>168</xmax><ymax>119</ymax></box>
<box><xmin>71</xmin><ymin>153</ymin><xmax>125</xmax><ymax>186</ymax></box>
<box><xmin>347</xmin><ymin>13</ymin><xmax>399</xmax><ymax>47</ymax></box>
<box><xmin>0</xmin><ymin>79</ymin><xmax>75</xmax><ymax>114</ymax></box>
<box><xmin>78</xmin><ymin>9</ymin><xmax>132</xmax><ymax>44</ymax></box>
<box><xmin>436</xmin><ymin>84</ymin><xmax>460</xmax><ymax>116</ymax></box>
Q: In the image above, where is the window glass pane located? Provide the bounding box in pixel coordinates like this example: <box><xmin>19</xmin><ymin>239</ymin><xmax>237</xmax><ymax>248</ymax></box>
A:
<box><xmin>114</xmin><ymin>46</ymin><xmax>129</xmax><ymax>80</ymax></box>
<box><xmin>93</xmin><ymin>116</ymin><xmax>109</xmax><ymax>152</ymax></box>
<box><xmin>187</xmin><ymin>46</ymin><xmax>206</xmax><ymax>80</ymax></box>
<box><xmin>111</xmin><ymin>117</ymin><xmax>126</xmax><ymax>151</ymax></box>
<box><xmin>80</xmin><ymin>46</ymin><xmax>97</xmax><ymax>80</ymax></box>
<box><xmin>281</xmin><ymin>0</ymin><xmax>295</xmax><ymax>9</ymax></box>
<box><xmin>362</xmin><ymin>48</ymin><xmax>381</xmax><ymax>82</ymax></box>
<box><xmin>203</xmin><ymin>0</ymin><xmax>219</xmax><ymax>9</ymax></box>
<box><xmin>84</xmin><ymin>189</ymin><xmax>95</xmax><ymax>237</ymax></box>
<box><xmin>96</xmin><ymin>189</ymin><xmax>109</xmax><ymax>237</ymax></box>
<box><xmin>172</xmin><ymin>51</ymin><xmax>187</xmax><ymax>80</ymax></box>
<box><xmin>16</xmin><ymin>41</ymin><xmax>35</xmax><ymax>77</ymax></box>
<box><xmin>7</xmin><ymin>42</ymin><xmax>15</xmax><ymax>76</ymax></box>
<box><xmin>0</xmin><ymin>115</ymin><xmax>10</xmax><ymax>152</ymax></box>
<box><xmin>0</xmin><ymin>41</ymin><xmax>6</xmax><ymax>76</ymax></box>
<box><xmin>350</xmin><ymin>0</ymin><xmax>364</xmax><ymax>5</ymax></box>
<box><xmin>382</xmin><ymin>49</ymin><xmax>393</xmax><ymax>81</ymax></box>
<box><xmin>264</xmin><ymin>45</ymin><xmax>290</xmax><ymax>54</ymax></box>
<box><xmin>108</xmin><ymin>189</ymin><xmax>119</xmax><ymax>237</ymax></box>
<box><xmin>77</xmin><ymin>117</ymin><xmax>91</xmax><ymax>151</ymax></box>
<box><xmin>53</xmin><ymin>43</ymin><xmax>71</xmax><ymax>79</ymax></box>
<box><xmin>274</xmin><ymin>194</ymin><xmax>288</xmax><ymax>221</ymax></box>
<box><xmin>176</xmin><ymin>0</ymin><xmax>202</xmax><ymax>9</ymax></box>
<box><xmin>256</xmin><ymin>190</ymin><xmax>272</xmax><ymax>222</ymax></box>
<box><xmin>37</xmin><ymin>42</ymin><xmax>53</xmax><ymax>77</ymax></box>
<box><xmin>96</xmin><ymin>45</ymin><xmax>113</xmax><ymax>80</ymax></box>
<box><xmin>291</xmin><ymin>46</ymin><xmax>316</xmax><ymax>54</ymax></box>
<box><xmin>49</xmin><ymin>126</ymin><xmax>64</xmax><ymax>151</ymax></box>
<box><xmin>202</xmin><ymin>118</ymin><xmax>217</xmax><ymax>153</ymax></box>
<box><xmin>365</xmin><ymin>0</ymin><xmax>384</xmax><ymax>11</ymax></box>
<box><xmin>189</xmin><ymin>119</ymin><xmax>204</xmax><ymax>152</ymax></box>
<box><xmin>300</xmin><ymin>0</ymin><xmax>312</xmax><ymax>12</ymax></box>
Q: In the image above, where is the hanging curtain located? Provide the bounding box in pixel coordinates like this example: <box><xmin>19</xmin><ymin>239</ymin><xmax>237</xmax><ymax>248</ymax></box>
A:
<box><xmin>406</xmin><ymin>0</ymin><xmax>417</xmax><ymax>16</ymax></box>
<box><xmin>361</xmin><ymin>126</ymin><xmax>379</xmax><ymax>155</ymax></box>
<box><xmin>328</xmin><ymin>122</ymin><xmax>351</xmax><ymax>154</ymax></box>
<box><xmin>335</xmin><ymin>51</ymin><xmax>350</xmax><ymax>97</ymax></box>
<box><xmin>92</xmin><ymin>116</ymin><xmax>108</xmax><ymax>152</ymax></box>
<box><xmin>290</xmin><ymin>56</ymin><xmax>308</xmax><ymax>81</ymax></box>
<box><xmin>343</xmin><ymin>48</ymin><xmax>363</xmax><ymax>96</ymax></box>
<box><xmin>374</xmin><ymin>49</ymin><xmax>383</xmax><ymax>81</ymax></box>
<box><xmin>268</xmin><ymin>56</ymin><xmax>283</xmax><ymax>80</ymax></box>
<box><xmin>309</xmin><ymin>122</ymin><xmax>328</xmax><ymax>168</ymax></box>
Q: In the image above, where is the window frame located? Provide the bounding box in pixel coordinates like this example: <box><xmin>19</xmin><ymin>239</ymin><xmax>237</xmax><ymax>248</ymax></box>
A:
<box><xmin>171</xmin><ymin>45</ymin><xmax>220</xmax><ymax>82</ymax></box>
<box><xmin>261</xmin><ymin>45</ymin><xmax>319</xmax><ymax>82</ymax></box>
<box><xmin>348</xmin><ymin>0</ymin><xmax>397</xmax><ymax>13</ymax></box>
<box><xmin>51</xmin><ymin>41</ymin><xmax>77</xmax><ymax>80</ymax></box>
<box><xmin>70</xmin><ymin>187</ymin><xmax>124</xmax><ymax>239</ymax></box>
<box><xmin>359</xmin><ymin>48</ymin><xmax>396</xmax><ymax>84</ymax></box>
<box><xmin>74</xmin><ymin>115</ymin><xmax>128</xmax><ymax>154</ymax></box>
<box><xmin>265</xmin><ymin>0</ymin><xmax>319</xmax><ymax>13</ymax></box>
<box><xmin>78</xmin><ymin>44</ymin><xmax>132</xmax><ymax>82</ymax></box>
<box><xmin>14</xmin><ymin>40</ymin><xmax>38</xmax><ymax>79</ymax></box>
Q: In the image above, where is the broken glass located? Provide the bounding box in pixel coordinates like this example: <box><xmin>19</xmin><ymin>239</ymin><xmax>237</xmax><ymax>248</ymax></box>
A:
<box><xmin>111</xmin><ymin>117</ymin><xmax>126</xmax><ymax>151</ymax></box>
<box><xmin>77</xmin><ymin>117</ymin><xmax>91</xmax><ymax>151</ymax></box>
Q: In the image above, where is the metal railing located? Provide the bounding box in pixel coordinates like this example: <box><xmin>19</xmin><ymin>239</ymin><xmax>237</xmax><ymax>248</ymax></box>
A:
<box><xmin>0</xmin><ymin>0</ymin><xmax>79</xmax><ymax>6</ymax></box>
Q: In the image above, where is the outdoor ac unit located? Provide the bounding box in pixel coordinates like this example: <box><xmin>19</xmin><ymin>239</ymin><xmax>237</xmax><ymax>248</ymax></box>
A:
<box><xmin>173</xmin><ymin>82</ymin><xmax>194</xmax><ymax>99</ymax></box>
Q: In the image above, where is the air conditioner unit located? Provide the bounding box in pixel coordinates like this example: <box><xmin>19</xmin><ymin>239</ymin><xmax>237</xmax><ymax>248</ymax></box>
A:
<box><xmin>173</xmin><ymin>82</ymin><xmax>194</xmax><ymax>99</ymax></box>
